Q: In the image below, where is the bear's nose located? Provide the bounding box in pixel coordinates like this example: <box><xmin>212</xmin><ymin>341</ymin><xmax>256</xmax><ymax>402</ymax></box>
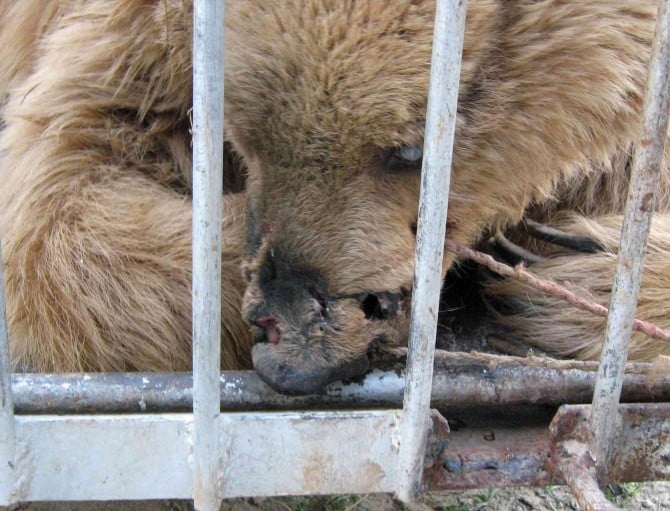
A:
<box><xmin>252</xmin><ymin>315</ymin><xmax>281</xmax><ymax>344</ymax></box>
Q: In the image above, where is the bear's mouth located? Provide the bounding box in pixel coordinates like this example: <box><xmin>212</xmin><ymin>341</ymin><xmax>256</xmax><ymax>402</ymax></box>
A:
<box><xmin>251</xmin><ymin>289</ymin><xmax>409</xmax><ymax>395</ymax></box>
<box><xmin>251</xmin><ymin>344</ymin><xmax>371</xmax><ymax>395</ymax></box>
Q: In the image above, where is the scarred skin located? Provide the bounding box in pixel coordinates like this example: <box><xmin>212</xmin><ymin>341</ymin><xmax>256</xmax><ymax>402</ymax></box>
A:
<box><xmin>1</xmin><ymin>1</ymin><xmax>669</xmax><ymax>393</ymax></box>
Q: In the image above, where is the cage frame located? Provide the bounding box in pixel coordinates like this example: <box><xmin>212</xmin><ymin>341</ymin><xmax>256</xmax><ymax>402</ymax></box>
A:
<box><xmin>1</xmin><ymin>1</ymin><xmax>670</xmax><ymax>509</ymax></box>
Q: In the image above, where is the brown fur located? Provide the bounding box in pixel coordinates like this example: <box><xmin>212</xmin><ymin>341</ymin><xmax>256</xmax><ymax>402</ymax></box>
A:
<box><xmin>1</xmin><ymin>1</ymin><xmax>668</xmax><ymax>388</ymax></box>
<box><xmin>485</xmin><ymin>214</ymin><xmax>670</xmax><ymax>361</ymax></box>
<box><xmin>0</xmin><ymin>0</ymin><xmax>63</xmax><ymax>102</ymax></box>
<box><xmin>0</xmin><ymin>0</ymin><xmax>251</xmax><ymax>372</ymax></box>
<box><xmin>226</xmin><ymin>0</ymin><xmax>670</xmax><ymax>390</ymax></box>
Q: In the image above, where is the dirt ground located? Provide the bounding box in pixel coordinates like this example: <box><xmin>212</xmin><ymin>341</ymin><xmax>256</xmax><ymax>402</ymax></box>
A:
<box><xmin>7</xmin><ymin>483</ymin><xmax>670</xmax><ymax>511</ymax></box>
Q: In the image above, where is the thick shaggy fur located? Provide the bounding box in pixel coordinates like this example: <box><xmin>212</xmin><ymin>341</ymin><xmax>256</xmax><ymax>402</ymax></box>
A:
<box><xmin>1</xmin><ymin>1</ymin><xmax>668</xmax><ymax>382</ymax></box>
<box><xmin>227</xmin><ymin>0</ymin><xmax>670</xmax><ymax>389</ymax></box>
<box><xmin>0</xmin><ymin>0</ymin><xmax>251</xmax><ymax>371</ymax></box>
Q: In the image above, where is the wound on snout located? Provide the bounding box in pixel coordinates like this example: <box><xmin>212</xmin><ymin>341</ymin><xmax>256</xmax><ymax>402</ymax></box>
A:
<box><xmin>255</xmin><ymin>315</ymin><xmax>281</xmax><ymax>344</ymax></box>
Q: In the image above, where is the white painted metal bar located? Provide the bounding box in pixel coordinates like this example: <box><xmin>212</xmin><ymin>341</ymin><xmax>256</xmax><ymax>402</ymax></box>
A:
<box><xmin>9</xmin><ymin>411</ymin><xmax>400</xmax><ymax>501</ymax></box>
<box><xmin>396</xmin><ymin>0</ymin><xmax>468</xmax><ymax>502</ymax></box>
<box><xmin>0</xmin><ymin>239</ymin><xmax>17</xmax><ymax>506</ymax></box>
<box><xmin>192</xmin><ymin>1</ymin><xmax>226</xmax><ymax>509</ymax></box>
<box><xmin>590</xmin><ymin>0</ymin><xmax>670</xmax><ymax>466</ymax></box>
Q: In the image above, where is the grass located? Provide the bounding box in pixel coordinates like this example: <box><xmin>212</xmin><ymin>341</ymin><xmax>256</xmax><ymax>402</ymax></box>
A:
<box><xmin>276</xmin><ymin>495</ymin><xmax>366</xmax><ymax>511</ymax></box>
<box><xmin>604</xmin><ymin>482</ymin><xmax>644</xmax><ymax>504</ymax></box>
<box><xmin>440</xmin><ymin>489</ymin><xmax>499</xmax><ymax>511</ymax></box>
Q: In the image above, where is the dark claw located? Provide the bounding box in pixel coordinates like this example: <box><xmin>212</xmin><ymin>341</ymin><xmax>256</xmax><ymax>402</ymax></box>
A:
<box><xmin>493</xmin><ymin>231</ymin><xmax>547</xmax><ymax>265</ymax></box>
<box><xmin>522</xmin><ymin>219</ymin><xmax>606</xmax><ymax>253</ymax></box>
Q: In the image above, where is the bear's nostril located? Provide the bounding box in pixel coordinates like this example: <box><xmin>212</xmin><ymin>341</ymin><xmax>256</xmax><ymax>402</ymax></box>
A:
<box><xmin>255</xmin><ymin>315</ymin><xmax>281</xmax><ymax>344</ymax></box>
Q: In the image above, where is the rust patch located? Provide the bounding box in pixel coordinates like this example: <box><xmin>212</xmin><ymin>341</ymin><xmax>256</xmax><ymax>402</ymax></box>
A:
<box><xmin>426</xmin><ymin>408</ymin><xmax>556</xmax><ymax>491</ymax></box>
<box><xmin>360</xmin><ymin>461</ymin><xmax>385</xmax><ymax>490</ymax></box>
<box><xmin>549</xmin><ymin>404</ymin><xmax>670</xmax><ymax>509</ymax></box>
<box><xmin>302</xmin><ymin>451</ymin><xmax>334</xmax><ymax>494</ymax></box>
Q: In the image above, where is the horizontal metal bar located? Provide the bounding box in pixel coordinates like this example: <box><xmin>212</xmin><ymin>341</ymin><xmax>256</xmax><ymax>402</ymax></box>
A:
<box><xmin>10</xmin><ymin>354</ymin><xmax>670</xmax><ymax>414</ymax></box>
<box><xmin>4</xmin><ymin>404</ymin><xmax>667</xmax><ymax>504</ymax></box>
<box><xmin>7</xmin><ymin>411</ymin><xmax>400</xmax><ymax>503</ymax></box>
<box><xmin>429</xmin><ymin>403</ymin><xmax>670</xmax><ymax>492</ymax></box>
<box><xmin>428</xmin><ymin>407</ymin><xmax>559</xmax><ymax>490</ymax></box>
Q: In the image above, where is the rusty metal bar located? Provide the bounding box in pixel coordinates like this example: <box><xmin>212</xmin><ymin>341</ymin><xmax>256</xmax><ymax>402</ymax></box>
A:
<box><xmin>192</xmin><ymin>0</ymin><xmax>225</xmax><ymax>509</ymax></box>
<box><xmin>427</xmin><ymin>403</ymin><xmax>670</xmax><ymax>492</ymax></box>
<box><xmin>9</xmin><ymin>354</ymin><xmax>670</xmax><ymax>415</ymax></box>
<box><xmin>551</xmin><ymin>404</ymin><xmax>670</xmax><ymax>509</ymax></box>
<box><xmin>396</xmin><ymin>0</ymin><xmax>468</xmax><ymax>502</ymax></box>
<box><xmin>0</xmin><ymin>239</ymin><xmax>16</xmax><ymax>506</ymax></box>
<box><xmin>554</xmin><ymin>439</ymin><xmax>619</xmax><ymax>511</ymax></box>
<box><xmin>590</xmin><ymin>0</ymin><xmax>670</xmax><ymax>468</ymax></box>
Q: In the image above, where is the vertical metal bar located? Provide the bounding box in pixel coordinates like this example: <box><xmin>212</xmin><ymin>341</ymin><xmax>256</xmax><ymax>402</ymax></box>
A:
<box><xmin>0</xmin><ymin>239</ymin><xmax>16</xmax><ymax>506</ymax></box>
<box><xmin>395</xmin><ymin>0</ymin><xmax>468</xmax><ymax>502</ymax></box>
<box><xmin>192</xmin><ymin>1</ymin><xmax>225</xmax><ymax>510</ymax></box>
<box><xmin>590</xmin><ymin>0</ymin><xmax>670</xmax><ymax>466</ymax></box>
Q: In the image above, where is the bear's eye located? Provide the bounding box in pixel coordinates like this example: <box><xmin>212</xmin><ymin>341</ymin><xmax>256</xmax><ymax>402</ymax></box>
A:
<box><xmin>385</xmin><ymin>146</ymin><xmax>423</xmax><ymax>171</ymax></box>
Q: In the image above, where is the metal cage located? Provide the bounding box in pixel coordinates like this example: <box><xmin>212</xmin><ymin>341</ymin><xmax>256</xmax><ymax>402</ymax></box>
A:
<box><xmin>1</xmin><ymin>1</ymin><xmax>670</xmax><ymax>510</ymax></box>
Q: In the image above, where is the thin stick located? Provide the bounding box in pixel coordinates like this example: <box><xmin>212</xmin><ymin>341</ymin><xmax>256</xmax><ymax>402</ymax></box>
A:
<box><xmin>444</xmin><ymin>239</ymin><xmax>670</xmax><ymax>343</ymax></box>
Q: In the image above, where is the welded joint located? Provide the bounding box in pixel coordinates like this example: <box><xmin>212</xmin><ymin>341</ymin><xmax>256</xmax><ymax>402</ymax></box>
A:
<box><xmin>549</xmin><ymin>407</ymin><xmax>619</xmax><ymax>510</ymax></box>
<box><xmin>394</xmin><ymin>409</ymin><xmax>450</xmax><ymax>496</ymax></box>
<box><xmin>549</xmin><ymin>404</ymin><xmax>670</xmax><ymax>511</ymax></box>
<box><xmin>422</xmin><ymin>409</ymin><xmax>451</xmax><ymax>484</ymax></box>
<box><xmin>1</xmin><ymin>439</ymin><xmax>34</xmax><ymax>507</ymax></box>
<box><xmin>552</xmin><ymin>438</ymin><xmax>618</xmax><ymax>511</ymax></box>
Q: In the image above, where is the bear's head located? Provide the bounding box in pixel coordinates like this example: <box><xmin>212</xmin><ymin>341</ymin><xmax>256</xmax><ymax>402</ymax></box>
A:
<box><xmin>224</xmin><ymin>0</ymin><xmax>499</xmax><ymax>394</ymax></box>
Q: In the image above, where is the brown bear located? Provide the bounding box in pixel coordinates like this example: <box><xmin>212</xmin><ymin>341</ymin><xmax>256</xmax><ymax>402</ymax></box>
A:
<box><xmin>1</xmin><ymin>0</ymin><xmax>668</xmax><ymax>394</ymax></box>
